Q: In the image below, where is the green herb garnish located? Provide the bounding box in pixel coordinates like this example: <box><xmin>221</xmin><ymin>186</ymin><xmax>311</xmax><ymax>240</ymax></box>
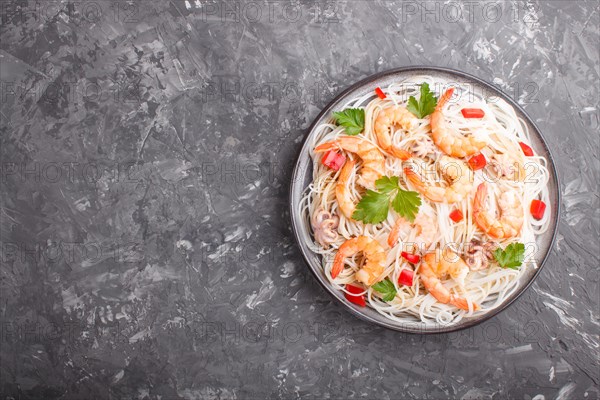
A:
<box><xmin>352</xmin><ymin>176</ymin><xmax>421</xmax><ymax>224</ymax></box>
<box><xmin>493</xmin><ymin>243</ymin><xmax>525</xmax><ymax>269</ymax></box>
<box><xmin>351</xmin><ymin>190</ymin><xmax>390</xmax><ymax>224</ymax></box>
<box><xmin>332</xmin><ymin>108</ymin><xmax>365</xmax><ymax>136</ymax></box>
<box><xmin>407</xmin><ymin>83</ymin><xmax>438</xmax><ymax>119</ymax></box>
<box><xmin>372</xmin><ymin>278</ymin><xmax>397</xmax><ymax>302</ymax></box>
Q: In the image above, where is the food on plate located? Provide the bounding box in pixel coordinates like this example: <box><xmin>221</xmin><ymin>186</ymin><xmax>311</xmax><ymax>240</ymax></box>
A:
<box><xmin>300</xmin><ymin>78</ymin><xmax>551</xmax><ymax>325</ymax></box>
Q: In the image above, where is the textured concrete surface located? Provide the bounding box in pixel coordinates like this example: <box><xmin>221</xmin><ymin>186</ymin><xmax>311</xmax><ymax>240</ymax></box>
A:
<box><xmin>0</xmin><ymin>0</ymin><xmax>598</xmax><ymax>399</ymax></box>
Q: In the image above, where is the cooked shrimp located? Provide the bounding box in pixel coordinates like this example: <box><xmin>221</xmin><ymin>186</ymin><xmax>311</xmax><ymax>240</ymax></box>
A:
<box><xmin>431</xmin><ymin>88</ymin><xmax>486</xmax><ymax>158</ymax></box>
<box><xmin>404</xmin><ymin>156</ymin><xmax>472</xmax><ymax>203</ymax></box>
<box><xmin>315</xmin><ymin>137</ymin><xmax>385</xmax><ymax>190</ymax></box>
<box><xmin>374</xmin><ymin>106</ymin><xmax>417</xmax><ymax>160</ymax></box>
<box><xmin>421</xmin><ymin>252</ymin><xmax>478</xmax><ymax>311</ymax></box>
<box><xmin>387</xmin><ymin>217</ymin><xmax>408</xmax><ymax>248</ymax></box>
<box><xmin>311</xmin><ymin>207</ymin><xmax>339</xmax><ymax>248</ymax></box>
<box><xmin>473</xmin><ymin>183</ymin><xmax>524</xmax><ymax>239</ymax></box>
<box><xmin>388</xmin><ymin>213</ymin><xmax>437</xmax><ymax>248</ymax></box>
<box><xmin>490</xmin><ymin>153</ymin><xmax>526</xmax><ymax>182</ymax></box>
<box><xmin>336</xmin><ymin>159</ymin><xmax>356</xmax><ymax>219</ymax></box>
<box><xmin>332</xmin><ymin>236</ymin><xmax>386</xmax><ymax>286</ymax></box>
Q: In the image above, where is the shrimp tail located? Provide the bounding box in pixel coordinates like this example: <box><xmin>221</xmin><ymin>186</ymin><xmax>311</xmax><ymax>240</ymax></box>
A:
<box><xmin>387</xmin><ymin>217</ymin><xmax>405</xmax><ymax>247</ymax></box>
<box><xmin>331</xmin><ymin>239</ymin><xmax>355</xmax><ymax>279</ymax></box>
<box><xmin>450</xmin><ymin>296</ymin><xmax>480</xmax><ymax>311</ymax></box>
<box><xmin>404</xmin><ymin>167</ymin><xmax>423</xmax><ymax>189</ymax></box>
<box><xmin>437</xmin><ymin>87</ymin><xmax>454</xmax><ymax>110</ymax></box>
<box><xmin>314</xmin><ymin>141</ymin><xmax>337</xmax><ymax>153</ymax></box>
<box><xmin>403</xmin><ymin>167</ymin><xmax>444</xmax><ymax>202</ymax></box>
<box><xmin>390</xmin><ymin>147</ymin><xmax>412</xmax><ymax>160</ymax></box>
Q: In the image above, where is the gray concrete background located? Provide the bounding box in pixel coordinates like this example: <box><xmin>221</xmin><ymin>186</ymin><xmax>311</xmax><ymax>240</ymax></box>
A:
<box><xmin>0</xmin><ymin>0</ymin><xmax>598</xmax><ymax>399</ymax></box>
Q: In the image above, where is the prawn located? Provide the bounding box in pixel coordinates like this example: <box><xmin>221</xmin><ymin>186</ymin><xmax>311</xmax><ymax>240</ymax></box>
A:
<box><xmin>431</xmin><ymin>88</ymin><xmax>486</xmax><ymax>158</ymax></box>
<box><xmin>473</xmin><ymin>182</ymin><xmax>524</xmax><ymax>239</ymax></box>
<box><xmin>404</xmin><ymin>156</ymin><xmax>472</xmax><ymax>203</ymax></box>
<box><xmin>374</xmin><ymin>106</ymin><xmax>417</xmax><ymax>160</ymax></box>
<box><xmin>421</xmin><ymin>251</ymin><xmax>478</xmax><ymax>311</ymax></box>
<box><xmin>332</xmin><ymin>236</ymin><xmax>386</xmax><ymax>286</ymax></box>
<box><xmin>315</xmin><ymin>136</ymin><xmax>385</xmax><ymax>190</ymax></box>
<box><xmin>387</xmin><ymin>213</ymin><xmax>437</xmax><ymax>248</ymax></box>
<box><xmin>336</xmin><ymin>159</ymin><xmax>357</xmax><ymax>219</ymax></box>
<box><xmin>490</xmin><ymin>153</ymin><xmax>526</xmax><ymax>182</ymax></box>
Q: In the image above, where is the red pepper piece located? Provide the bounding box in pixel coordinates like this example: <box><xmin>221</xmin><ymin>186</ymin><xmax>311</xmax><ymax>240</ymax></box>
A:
<box><xmin>449</xmin><ymin>209</ymin><xmax>464</xmax><ymax>223</ymax></box>
<box><xmin>398</xmin><ymin>269</ymin><xmax>414</xmax><ymax>286</ymax></box>
<box><xmin>401</xmin><ymin>252</ymin><xmax>421</xmax><ymax>264</ymax></box>
<box><xmin>519</xmin><ymin>142</ymin><xmax>534</xmax><ymax>156</ymax></box>
<box><xmin>461</xmin><ymin>108</ymin><xmax>485</xmax><ymax>118</ymax></box>
<box><xmin>345</xmin><ymin>285</ymin><xmax>366</xmax><ymax>307</ymax></box>
<box><xmin>530</xmin><ymin>199</ymin><xmax>546</xmax><ymax>220</ymax></box>
<box><xmin>468</xmin><ymin>153</ymin><xmax>487</xmax><ymax>170</ymax></box>
<box><xmin>375</xmin><ymin>87</ymin><xmax>386</xmax><ymax>99</ymax></box>
<box><xmin>321</xmin><ymin>150</ymin><xmax>346</xmax><ymax>171</ymax></box>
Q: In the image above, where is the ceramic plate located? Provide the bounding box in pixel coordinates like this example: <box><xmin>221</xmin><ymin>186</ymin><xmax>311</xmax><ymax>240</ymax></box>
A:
<box><xmin>289</xmin><ymin>66</ymin><xmax>560</xmax><ymax>334</ymax></box>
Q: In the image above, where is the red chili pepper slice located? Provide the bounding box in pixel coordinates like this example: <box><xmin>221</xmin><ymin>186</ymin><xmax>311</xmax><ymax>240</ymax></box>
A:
<box><xmin>401</xmin><ymin>252</ymin><xmax>421</xmax><ymax>264</ymax></box>
<box><xmin>449</xmin><ymin>209</ymin><xmax>464</xmax><ymax>223</ymax></box>
<box><xmin>375</xmin><ymin>87</ymin><xmax>386</xmax><ymax>99</ymax></box>
<box><xmin>398</xmin><ymin>269</ymin><xmax>414</xmax><ymax>286</ymax></box>
<box><xmin>321</xmin><ymin>150</ymin><xmax>346</xmax><ymax>171</ymax></box>
<box><xmin>344</xmin><ymin>285</ymin><xmax>366</xmax><ymax>307</ymax></box>
<box><xmin>519</xmin><ymin>142</ymin><xmax>534</xmax><ymax>156</ymax></box>
<box><xmin>530</xmin><ymin>199</ymin><xmax>546</xmax><ymax>220</ymax></box>
<box><xmin>461</xmin><ymin>108</ymin><xmax>485</xmax><ymax>118</ymax></box>
<box><xmin>468</xmin><ymin>153</ymin><xmax>487</xmax><ymax>170</ymax></box>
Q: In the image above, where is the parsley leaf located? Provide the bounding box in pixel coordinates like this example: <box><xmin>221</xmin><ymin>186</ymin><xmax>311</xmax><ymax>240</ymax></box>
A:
<box><xmin>372</xmin><ymin>278</ymin><xmax>397</xmax><ymax>301</ymax></box>
<box><xmin>391</xmin><ymin>189</ymin><xmax>421</xmax><ymax>222</ymax></box>
<box><xmin>407</xmin><ymin>83</ymin><xmax>438</xmax><ymax>119</ymax></box>
<box><xmin>332</xmin><ymin>108</ymin><xmax>365</xmax><ymax>136</ymax></box>
<box><xmin>375</xmin><ymin>176</ymin><xmax>400</xmax><ymax>194</ymax></box>
<box><xmin>352</xmin><ymin>190</ymin><xmax>389</xmax><ymax>224</ymax></box>
<box><xmin>493</xmin><ymin>243</ymin><xmax>525</xmax><ymax>269</ymax></box>
<box><xmin>353</xmin><ymin>176</ymin><xmax>421</xmax><ymax>224</ymax></box>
